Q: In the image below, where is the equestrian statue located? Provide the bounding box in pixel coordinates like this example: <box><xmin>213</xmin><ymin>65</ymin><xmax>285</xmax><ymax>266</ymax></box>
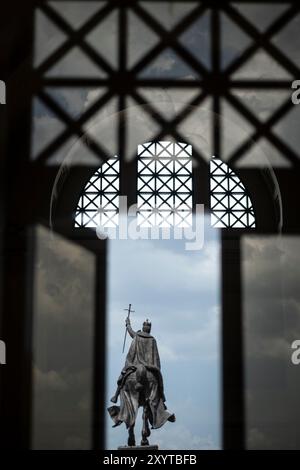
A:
<box><xmin>108</xmin><ymin>305</ymin><xmax>175</xmax><ymax>447</ymax></box>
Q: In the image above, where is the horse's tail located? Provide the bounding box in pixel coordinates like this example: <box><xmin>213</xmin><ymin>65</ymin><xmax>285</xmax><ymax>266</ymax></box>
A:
<box><xmin>135</xmin><ymin>364</ymin><xmax>147</xmax><ymax>391</ymax></box>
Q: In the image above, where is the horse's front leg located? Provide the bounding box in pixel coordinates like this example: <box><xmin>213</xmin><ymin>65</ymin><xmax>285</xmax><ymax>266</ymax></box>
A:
<box><xmin>141</xmin><ymin>405</ymin><xmax>150</xmax><ymax>446</ymax></box>
<box><xmin>128</xmin><ymin>425</ymin><xmax>136</xmax><ymax>447</ymax></box>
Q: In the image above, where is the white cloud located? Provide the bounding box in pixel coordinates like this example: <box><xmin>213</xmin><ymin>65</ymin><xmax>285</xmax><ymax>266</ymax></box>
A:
<box><xmin>155</xmin><ymin>424</ymin><xmax>219</xmax><ymax>450</ymax></box>
<box><xmin>106</xmin><ymin>222</ymin><xmax>221</xmax><ymax>449</ymax></box>
<box><xmin>34</xmin><ymin>367</ymin><xmax>69</xmax><ymax>392</ymax></box>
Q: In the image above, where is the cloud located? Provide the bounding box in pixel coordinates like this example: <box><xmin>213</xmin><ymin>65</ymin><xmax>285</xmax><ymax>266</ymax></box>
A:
<box><xmin>155</xmin><ymin>424</ymin><xmax>219</xmax><ymax>450</ymax></box>
<box><xmin>33</xmin><ymin>2</ymin><xmax>300</xmax><ymax>170</ymax></box>
<box><xmin>247</xmin><ymin>427</ymin><xmax>272</xmax><ymax>450</ymax></box>
<box><xmin>33</xmin><ymin>365</ymin><xmax>92</xmax><ymax>449</ymax></box>
<box><xmin>30</xmin><ymin>3</ymin><xmax>300</xmax><ymax>451</ymax></box>
<box><xmin>107</xmin><ymin>421</ymin><xmax>219</xmax><ymax>451</ymax></box>
<box><xmin>106</xmin><ymin>219</ymin><xmax>221</xmax><ymax>450</ymax></box>
<box><xmin>107</xmin><ymin>227</ymin><xmax>221</xmax><ymax>364</ymax></box>
<box><xmin>63</xmin><ymin>436</ymin><xmax>89</xmax><ymax>450</ymax></box>
<box><xmin>32</xmin><ymin>226</ymin><xmax>94</xmax><ymax>449</ymax></box>
<box><xmin>149</xmin><ymin>53</ymin><xmax>176</xmax><ymax>73</ymax></box>
<box><xmin>34</xmin><ymin>367</ymin><xmax>69</xmax><ymax>392</ymax></box>
<box><xmin>242</xmin><ymin>235</ymin><xmax>300</xmax><ymax>449</ymax></box>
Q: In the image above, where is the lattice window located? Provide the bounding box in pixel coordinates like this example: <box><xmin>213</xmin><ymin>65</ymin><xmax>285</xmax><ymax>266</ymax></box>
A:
<box><xmin>74</xmin><ymin>147</ymin><xmax>256</xmax><ymax>230</ymax></box>
<box><xmin>137</xmin><ymin>141</ymin><xmax>193</xmax><ymax>228</ymax></box>
<box><xmin>75</xmin><ymin>157</ymin><xmax>119</xmax><ymax>228</ymax></box>
<box><xmin>210</xmin><ymin>157</ymin><xmax>255</xmax><ymax>229</ymax></box>
<box><xmin>34</xmin><ymin>2</ymin><xmax>300</xmax><ymax>178</ymax></box>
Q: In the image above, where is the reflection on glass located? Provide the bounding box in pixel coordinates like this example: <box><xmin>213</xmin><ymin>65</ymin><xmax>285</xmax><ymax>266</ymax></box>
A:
<box><xmin>243</xmin><ymin>236</ymin><xmax>300</xmax><ymax>449</ymax></box>
<box><xmin>32</xmin><ymin>226</ymin><xmax>95</xmax><ymax>449</ymax></box>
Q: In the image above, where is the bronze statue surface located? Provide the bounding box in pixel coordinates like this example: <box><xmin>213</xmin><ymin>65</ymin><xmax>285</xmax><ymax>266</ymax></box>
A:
<box><xmin>108</xmin><ymin>316</ymin><xmax>175</xmax><ymax>447</ymax></box>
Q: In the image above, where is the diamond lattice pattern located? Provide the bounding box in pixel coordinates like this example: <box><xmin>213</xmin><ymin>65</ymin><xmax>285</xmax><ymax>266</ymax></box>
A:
<box><xmin>75</xmin><ymin>157</ymin><xmax>119</xmax><ymax>228</ymax></box>
<box><xmin>210</xmin><ymin>157</ymin><xmax>255</xmax><ymax>228</ymax></box>
<box><xmin>137</xmin><ymin>141</ymin><xmax>193</xmax><ymax>228</ymax></box>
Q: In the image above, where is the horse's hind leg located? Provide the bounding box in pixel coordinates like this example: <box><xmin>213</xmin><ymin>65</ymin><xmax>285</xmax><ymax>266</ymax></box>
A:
<box><xmin>128</xmin><ymin>425</ymin><xmax>136</xmax><ymax>447</ymax></box>
<box><xmin>141</xmin><ymin>406</ymin><xmax>150</xmax><ymax>446</ymax></box>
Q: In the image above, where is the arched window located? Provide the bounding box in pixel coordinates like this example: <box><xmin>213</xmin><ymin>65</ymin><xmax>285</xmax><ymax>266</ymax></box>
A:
<box><xmin>74</xmin><ymin>144</ymin><xmax>256</xmax><ymax>230</ymax></box>
<box><xmin>75</xmin><ymin>156</ymin><xmax>119</xmax><ymax>228</ymax></box>
<box><xmin>210</xmin><ymin>157</ymin><xmax>256</xmax><ymax>229</ymax></box>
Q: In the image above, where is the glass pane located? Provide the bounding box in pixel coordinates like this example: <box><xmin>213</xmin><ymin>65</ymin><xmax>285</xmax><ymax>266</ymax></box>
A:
<box><xmin>243</xmin><ymin>236</ymin><xmax>300</xmax><ymax>449</ymax></box>
<box><xmin>106</xmin><ymin>216</ymin><xmax>221</xmax><ymax>449</ymax></box>
<box><xmin>32</xmin><ymin>226</ymin><xmax>95</xmax><ymax>449</ymax></box>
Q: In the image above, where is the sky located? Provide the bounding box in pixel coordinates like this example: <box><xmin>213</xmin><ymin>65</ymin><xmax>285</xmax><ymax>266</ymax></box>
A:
<box><xmin>31</xmin><ymin>227</ymin><xmax>300</xmax><ymax>450</ymax></box>
<box><xmin>106</xmin><ymin>219</ymin><xmax>221</xmax><ymax>449</ymax></box>
<box><xmin>30</xmin><ymin>1</ymin><xmax>300</xmax><ymax>450</ymax></box>
<box><xmin>32</xmin><ymin>219</ymin><xmax>222</xmax><ymax>450</ymax></box>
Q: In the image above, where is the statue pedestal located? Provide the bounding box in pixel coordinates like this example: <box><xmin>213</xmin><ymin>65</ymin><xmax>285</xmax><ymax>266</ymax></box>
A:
<box><xmin>118</xmin><ymin>445</ymin><xmax>159</xmax><ymax>451</ymax></box>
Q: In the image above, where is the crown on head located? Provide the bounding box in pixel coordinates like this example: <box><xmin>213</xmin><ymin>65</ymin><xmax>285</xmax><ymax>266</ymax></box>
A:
<box><xmin>143</xmin><ymin>319</ymin><xmax>151</xmax><ymax>328</ymax></box>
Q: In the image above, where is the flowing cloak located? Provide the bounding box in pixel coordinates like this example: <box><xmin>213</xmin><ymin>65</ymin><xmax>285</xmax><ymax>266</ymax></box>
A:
<box><xmin>108</xmin><ymin>331</ymin><xmax>175</xmax><ymax>429</ymax></box>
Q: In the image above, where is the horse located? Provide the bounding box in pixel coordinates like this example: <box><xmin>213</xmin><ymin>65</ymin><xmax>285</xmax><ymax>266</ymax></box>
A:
<box><xmin>108</xmin><ymin>364</ymin><xmax>174</xmax><ymax>447</ymax></box>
